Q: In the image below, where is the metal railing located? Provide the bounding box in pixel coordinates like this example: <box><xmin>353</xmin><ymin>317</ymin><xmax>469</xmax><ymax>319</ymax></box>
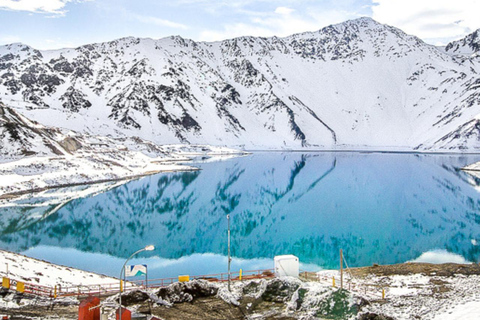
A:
<box><xmin>2</xmin><ymin>269</ymin><xmax>275</xmax><ymax>299</ymax></box>
<box><xmin>300</xmin><ymin>271</ymin><xmax>384</xmax><ymax>300</ymax></box>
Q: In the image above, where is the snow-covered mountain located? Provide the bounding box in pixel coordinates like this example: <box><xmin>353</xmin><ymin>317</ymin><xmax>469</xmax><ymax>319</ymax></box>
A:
<box><xmin>444</xmin><ymin>29</ymin><xmax>480</xmax><ymax>56</ymax></box>
<box><xmin>0</xmin><ymin>17</ymin><xmax>480</xmax><ymax>151</ymax></box>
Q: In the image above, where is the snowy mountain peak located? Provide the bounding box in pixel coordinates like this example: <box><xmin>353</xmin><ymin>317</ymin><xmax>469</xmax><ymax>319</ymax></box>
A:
<box><xmin>445</xmin><ymin>29</ymin><xmax>480</xmax><ymax>56</ymax></box>
<box><xmin>0</xmin><ymin>19</ymin><xmax>479</xmax><ymax>151</ymax></box>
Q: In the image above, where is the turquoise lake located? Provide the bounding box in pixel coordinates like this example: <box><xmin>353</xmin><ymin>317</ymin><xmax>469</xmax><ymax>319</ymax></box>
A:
<box><xmin>2</xmin><ymin>152</ymin><xmax>480</xmax><ymax>280</ymax></box>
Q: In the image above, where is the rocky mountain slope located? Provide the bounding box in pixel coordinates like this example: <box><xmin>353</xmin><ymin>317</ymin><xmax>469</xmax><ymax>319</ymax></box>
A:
<box><xmin>0</xmin><ymin>17</ymin><xmax>479</xmax><ymax>151</ymax></box>
<box><xmin>0</xmin><ymin>101</ymin><xmax>245</xmax><ymax>196</ymax></box>
<box><xmin>444</xmin><ymin>29</ymin><xmax>480</xmax><ymax>56</ymax></box>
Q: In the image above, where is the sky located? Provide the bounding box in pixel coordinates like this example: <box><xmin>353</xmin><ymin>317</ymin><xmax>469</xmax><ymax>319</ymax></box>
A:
<box><xmin>0</xmin><ymin>0</ymin><xmax>479</xmax><ymax>50</ymax></box>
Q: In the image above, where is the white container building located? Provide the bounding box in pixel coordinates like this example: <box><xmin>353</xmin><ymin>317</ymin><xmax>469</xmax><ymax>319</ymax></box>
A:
<box><xmin>274</xmin><ymin>255</ymin><xmax>299</xmax><ymax>278</ymax></box>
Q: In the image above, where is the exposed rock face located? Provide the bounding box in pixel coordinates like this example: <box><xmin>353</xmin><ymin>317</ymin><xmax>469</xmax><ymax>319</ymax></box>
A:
<box><xmin>445</xmin><ymin>29</ymin><xmax>480</xmax><ymax>56</ymax></box>
<box><xmin>0</xmin><ymin>18</ymin><xmax>480</xmax><ymax>150</ymax></box>
<box><xmin>261</xmin><ymin>278</ymin><xmax>301</xmax><ymax>302</ymax></box>
<box><xmin>0</xmin><ymin>102</ymin><xmax>77</xmax><ymax>159</ymax></box>
<box><xmin>156</xmin><ymin>280</ymin><xmax>219</xmax><ymax>305</ymax></box>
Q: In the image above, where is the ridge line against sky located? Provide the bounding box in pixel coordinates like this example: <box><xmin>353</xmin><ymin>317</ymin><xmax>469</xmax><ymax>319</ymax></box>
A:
<box><xmin>0</xmin><ymin>0</ymin><xmax>479</xmax><ymax>50</ymax></box>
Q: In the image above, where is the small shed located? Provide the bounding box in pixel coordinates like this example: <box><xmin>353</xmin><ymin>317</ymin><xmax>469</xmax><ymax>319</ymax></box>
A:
<box><xmin>274</xmin><ymin>255</ymin><xmax>299</xmax><ymax>278</ymax></box>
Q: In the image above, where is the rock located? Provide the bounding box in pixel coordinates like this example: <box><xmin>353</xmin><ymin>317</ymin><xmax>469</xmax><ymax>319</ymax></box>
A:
<box><xmin>314</xmin><ymin>289</ymin><xmax>363</xmax><ymax>320</ymax></box>
<box><xmin>242</xmin><ymin>280</ymin><xmax>264</xmax><ymax>296</ymax></box>
<box><xmin>359</xmin><ymin>312</ymin><xmax>395</xmax><ymax>320</ymax></box>
<box><xmin>156</xmin><ymin>280</ymin><xmax>218</xmax><ymax>304</ymax></box>
<box><xmin>119</xmin><ymin>290</ymin><xmax>150</xmax><ymax>306</ymax></box>
<box><xmin>292</xmin><ymin>288</ymin><xmax>308</xmax><ymax>310</ymax></box>
<box><xmin>58</xmin><ymin>137</ymin><xmax>83</xmax><ymax>153</ymax></box>
<box><xmin>262</xmin><ymin>278</ymin><xmax>301</xmax><ymax>302</ymax></box>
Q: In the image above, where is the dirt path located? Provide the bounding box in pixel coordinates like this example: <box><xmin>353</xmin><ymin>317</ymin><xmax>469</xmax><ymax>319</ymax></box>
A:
<box><xmin>348</xmin><ymin>262</ymin><xmax>480</xmax><ymax>278</ymax></box>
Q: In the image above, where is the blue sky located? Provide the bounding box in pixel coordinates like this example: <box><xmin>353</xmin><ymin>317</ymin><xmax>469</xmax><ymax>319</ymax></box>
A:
<box><xmin>0</xmin><ymin>0</ymin><xmax>479</xmax><ymax>50</ymax></box>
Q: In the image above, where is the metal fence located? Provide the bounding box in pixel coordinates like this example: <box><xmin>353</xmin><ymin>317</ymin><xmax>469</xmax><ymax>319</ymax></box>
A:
<box><xmin>1</xmin><ymin>268</ymin><xmax>275</xmax><ymax>299</ymax></box>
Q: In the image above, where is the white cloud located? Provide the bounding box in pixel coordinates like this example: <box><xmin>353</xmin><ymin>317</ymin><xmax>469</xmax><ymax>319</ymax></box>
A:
<box><xmin>0</xmin><ymin>35</ymin><xmax>21</xmax><ymax>44</ymax></box>
<box><xmin>42</xmin><ymin>38</ymin><xmax>77</xmax><ymax>49</ymax></box>
<box><xmin>133</xmin><ymin>14</ymin><xmax>189</xmax><ymax>30</ymax></box>
<box><xmin>200</xmin><ymin>23</ymin><xmax>275</xmax><ymax>41</ymax></box>
<box><xmin>372</xmin><ymin>0</ymin><xmax>480</xmax><ymax>43</ymax></box>
<box><xmin>199</xmin><ymin>7</ymin><xmax>361</xmax><ymax>41</ymax></box>
<box><xmin>0</xmin><ymin>0</ymin><xmax>92</xmax><ymax>15</ymax></box>
<box><xmin>274</xmin><ymin>6</ymin><xmax>294</xmax><ymax>15</ymax></box>
<box><xmin>0</xmin><ymin>0</ymin><xmax>69</xmax><ymax>14</ymax></box>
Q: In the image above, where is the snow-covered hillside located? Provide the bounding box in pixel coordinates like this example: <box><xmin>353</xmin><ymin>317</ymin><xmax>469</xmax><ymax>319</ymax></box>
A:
<box><xmin>0</xmin><ymin>102</ymin><xmax>245</xmax><ymax>197</ymax></box>
<box><xmin>444</xmin><ymin>29</ymin><xmax>480</xmax><ymax>56</ymax></box>
<box><xmin>0</xmin><ymin>17</ymin><xmax>479</xmax><ymax>151</ymax></box>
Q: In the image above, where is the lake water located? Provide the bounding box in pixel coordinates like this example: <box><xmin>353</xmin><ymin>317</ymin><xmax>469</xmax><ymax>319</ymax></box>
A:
<box><xmin>1</xmin><ymin>152</ymin><xmax>480</xmax><ymax>280</ymax></box>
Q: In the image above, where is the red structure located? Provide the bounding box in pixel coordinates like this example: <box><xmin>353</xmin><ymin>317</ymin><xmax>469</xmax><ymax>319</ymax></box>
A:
<box><xmin>78</xmin><ymin>296</ymin><xmax>100</xmax><ymax>320</ymax></box>
<box><xmin>116</xmin><ymin>307</ymin><xmax>131</xmax><ymax>320</ymax></box>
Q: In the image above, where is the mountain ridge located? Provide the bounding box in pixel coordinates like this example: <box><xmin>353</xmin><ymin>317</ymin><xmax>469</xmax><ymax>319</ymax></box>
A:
<box><xmin>1</xmin><ymin>17</ymin><xmax>479</xmax><ymax>151</ymax></box>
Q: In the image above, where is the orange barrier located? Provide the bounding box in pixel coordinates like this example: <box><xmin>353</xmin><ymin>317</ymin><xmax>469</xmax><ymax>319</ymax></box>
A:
<box><xmin>116</xmin><ymin>307</ymin><xmax>131</xmax><ymax>320</ymax></box>
<box><xmin>78</xmin><ymin>296</ymin><xmax>100</xmax><ymax>320</ymax></box>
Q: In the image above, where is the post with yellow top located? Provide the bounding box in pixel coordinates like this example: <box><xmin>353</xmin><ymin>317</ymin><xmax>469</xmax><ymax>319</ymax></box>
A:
<box><xmin>239</xmin><ymin>269</ymin><xmax>242</xmax><ymax>281</ymax></box>
<box><xmin>120</xmin><ymin>280</ymin><xmax>123</xmax><ymax>293</ymax></box>
<box><xmin>54</xmin><ymin>285</ymin><xmax>57</xmax><ymax>298</ymax></box>
<box><xmin>340</xmin><ymin>249</ymin><xmax>343</xmax><ymax>290</ymax></box>
<box><xmin>332</xmin><ymin>276</ymin><xmax>336</xmax><ymax>288</ymax></box>
<box><xmin>16</xmin><ymin>281</ymin><xmax>25</xmax><ymax>294</ymax></box>
<box><xmin>2</xmin><ymin>277</ymin><xmax>10</xmax><ymax>289</ymax></box>
<box><xmin>382</xmin><ymin>288</ymin><xmax>385</xmax><ymax>300</ymax></box>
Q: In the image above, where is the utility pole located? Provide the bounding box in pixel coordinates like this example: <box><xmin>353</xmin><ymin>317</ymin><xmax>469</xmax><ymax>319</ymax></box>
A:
<box><xmin>227</xmin><ymin>214</ymin><xmax>231</xmax><ymax>292</ymax></box>
<box><xmin>340</xmin><ymin>249</ymin><xmax>343</xmax><ymax>290</ymax></box>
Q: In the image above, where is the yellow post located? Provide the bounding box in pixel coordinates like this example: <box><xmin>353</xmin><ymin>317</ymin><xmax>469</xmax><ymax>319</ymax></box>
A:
<box><xmin>120</xmin><ymin>280</ymin><xmax>123</xmax><ymax>292</ymax></box>
<box><xmin>239</xmin><ymin>269</ymin><xmax>243</xmax><ymax>281</ymax></box>
<box><xmin>16</xmin><ymin>281</ymin><xmax>25</xmax><ymax>293</ymax></box>
<box><xmin>382</xmin><ymin>289</ymin><xmax>385</xmax><ymax>299</ymax></box>
<box><xmin>340</xmin><ymin>249</ymin><xmax>343</xmax><ymax>290</ymax></box>
<box><xmin>54</xmin><ymin>285</ymin><xmax>57</xmax><ymax>298</ymax></box>
<box><xmin>2</xmin><ymin>277</ymin><xmax>10</xmax><ymax>289</ymax></box>
<box><xmin>332</xmin><ymin>276</ymin><xmax>336</xmax><ymax>288</ymax></box>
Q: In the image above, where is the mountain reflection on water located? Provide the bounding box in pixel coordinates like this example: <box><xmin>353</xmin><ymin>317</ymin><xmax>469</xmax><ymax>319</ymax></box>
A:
<box><xmin>2</xmin><ymin>152</ymin><xmax>480</xmax><ymax>277</ymax></box>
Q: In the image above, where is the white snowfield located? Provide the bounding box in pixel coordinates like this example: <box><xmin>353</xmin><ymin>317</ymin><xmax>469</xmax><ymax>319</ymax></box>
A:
<box><xmin>0</xmin><ymin>249</ymin><xmax>118</xmax><ymax>310</ymax></box>
<box><xmin>0</xmin><ymin>103</ymin><xmax>246</xmax><ymax>199</ymax></box>
<box><xmin>316</xmin><ymin>269</ymin><xmax>480</xmax><ymax>320</ymax></box>
<box><xmin>0</xmin><ymin>249</ymin><xmax>116</xmax><ymax>288</ymax></box>
<box><xmin>0</xmin><ymin>152</ymin><xmax>193</xmax><ymax>198</ymax></box>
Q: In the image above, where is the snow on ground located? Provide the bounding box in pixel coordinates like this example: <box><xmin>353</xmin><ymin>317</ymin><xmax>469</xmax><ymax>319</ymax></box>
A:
<box><xmin>0</xmin><ymin>103</ymin><xmax>247</xmax><ymax>200</ymax></box>
<box><xmin>316</xmin><ymin>268</ymin><xmax>480</xmax><ymax>320</ymax></box>
<box><xmin>0</xmin><ymin>151</ymin><xmax>196</xmax><ymax>198</ymax></box>
<box><xmin>433</xmin><ymin>301</ymin><xmax>480</xmax><ymax>320</ymax></box>
<box><xmin>0</xmin><ymin>144</ymin><xmax>247</xmax><ymax>201</ymax></box>
<box><xmin>361</xmin><ymin>273</ymin><xmax>480</xmax><ymax>319</ymax></box>
<box><xmin>0</xmin><ymin>249</ymin><xmax>116</xmax><ymax>288</ymax></box>
<box><xmin>0</xmin><ymin>180</ymin><xmax>128</xmax><ymax>208</ymax></box>
<box><xmin>0</xmin><ymin>249</ymin><xmax>118</xmax><ymax>311</ymax></box>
